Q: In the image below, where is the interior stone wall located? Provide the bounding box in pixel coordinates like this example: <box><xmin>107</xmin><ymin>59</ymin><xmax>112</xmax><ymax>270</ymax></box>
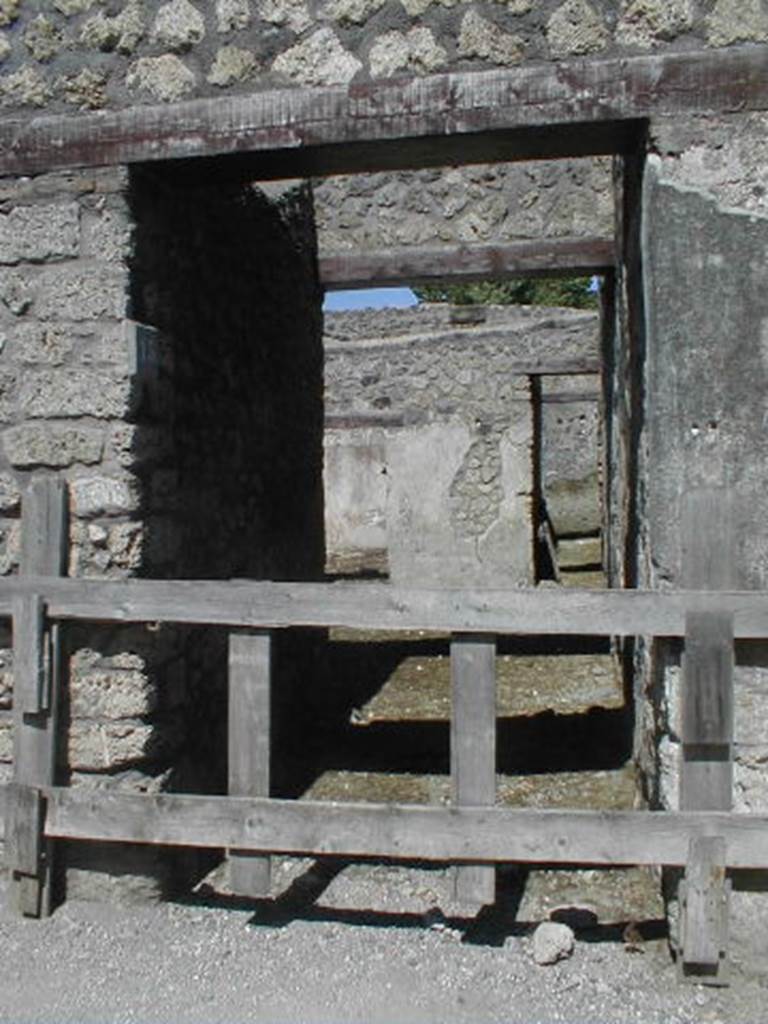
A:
<box><xmin>0</xmin><ymin>167</ymin><xmax>325</xmax><ymax>900</ymax></box>
<box><xmin>323</xmin><ymin>303</ymin><xmax>600</xmax><ymax>583</ymax></box>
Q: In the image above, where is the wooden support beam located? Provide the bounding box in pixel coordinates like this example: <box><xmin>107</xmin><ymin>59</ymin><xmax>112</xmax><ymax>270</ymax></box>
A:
<box><xmin>319</xmin><ymin>238</ymin><xmax>614</xmax><ymax>291</ymax></box>
<box><xmin>228</xmin><ymin>630</ymin><xmax>272</xmax><ymax>898</ymax></box>
<box><xmin>680</xmin><ymin>836</ymin><xmax>729</xmax><ymax>981</ymax></box>
<box><xmin>679</xmin><ymin>488</ymin><xmax>735</xmax><ymax>982</ymax></box>
<box><xmin>8</xmin><ymin>478</ymin><xmax>67</xmax><ymax>918</ymax></box>
<box><xmin>0</xmin><ymin>48</ymin><xmax>765</xmax><ymax>179</ymax></box>
<box><xmin>1</xmin><ymin>576</ymin><xmax>768</xmax><ymax>639</ymax></box>
<box><xmin>4</xmin><ymin>783</ymin><xmax>43</xmax><ymax>878</ymax></box>
<box><xmin>41</xmin><ymin>789</ymin><xmax>768</xmax><ymax>869</ymax></box>
<box><xmin>451</xmin><ymin>634</ymin><xmax>496</xmax><ymax>908</ymax></box>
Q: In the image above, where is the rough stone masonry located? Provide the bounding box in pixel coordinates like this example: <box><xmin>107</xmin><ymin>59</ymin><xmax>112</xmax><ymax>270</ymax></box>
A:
<box><xmin>0</xmin><ymin>0</ymin><xmax>766</xmax><ymax>976</ymax></box>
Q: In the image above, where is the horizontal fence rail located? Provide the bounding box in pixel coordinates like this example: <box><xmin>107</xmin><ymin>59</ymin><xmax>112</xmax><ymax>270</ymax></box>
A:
<box><xmin>1</xmin><ymin>576</ymin><xmax>768</xmax><ymax>637</ymax></box>
<box><xmin>16</xmin><ymin>790</ymin><xmax>768</xmax><ymax>871</ymax></box>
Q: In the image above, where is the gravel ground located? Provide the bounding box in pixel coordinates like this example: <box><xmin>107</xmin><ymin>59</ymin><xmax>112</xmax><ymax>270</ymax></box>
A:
<box><xmin>1</xmin><ymin>861</ymin><xmax>766</xmax><ymax>1024</ymax></box>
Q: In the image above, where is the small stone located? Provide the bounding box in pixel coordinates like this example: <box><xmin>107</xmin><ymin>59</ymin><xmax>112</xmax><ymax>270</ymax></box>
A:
<box><xmin>207</xmin><ymin>45</ymin><xmax>257</xmax><ymax>86</ymax></box>
<box><xmin>70</xmin><ymin>475</ymin><xmax>138</xmax><ymax>517</ymax></box>
<box><xmin>53</xmin><ymin>0</ymin><xmax>96</xmax><ymax>14</ymax></box>
<box><xmin>706</xmin><ymin>0</ymin><xmax>768</xmax><ymax>45</ymax></box>
<box><xmin>1</xmin><ymin>65</ymin><xmax>51</xmax><ymax>108</ymax></box>
<box><xmin>259</xmin><ymin>0</ymin><xmax>311</xmax><ymax>33</ymax></box>
<box><xmin>58</xmin><ymin>67</ymin><xmax>107</xmax><ymax>110</ymax></box>
<box><xmin>532</xmin><ymin>921</ymin><xmax>575</xmax><ymax>965</ymax></box>
<box><xmin>324</xmin><ymin>0</ymin><xmax>386</xmax><ymax>24</ymax></box>
<box><xmin>0</xmin><ymin>0</ymin><xmax>19</xmax><ymax>27</ymax></box>
<box><xmin>547</xmin><ymin>0</ymin><xmax>609</xmax><ymax>56</ymax></box>
<box><xmin>151</xmin><ymin>0</ymin><xmax>205</xmax><ymax>53</ymax></box>
<box><xmin>3</xmin><ymin>423</ymin><xmax>104</xmax><ymax>468</ymax></box>
<box><xmin>0</xmin><ymin>472</ymin><xmax>20</xmax><ymax>512</ymax></box>
<box><xmin>81</xmin><ymin>1</ymin><xmax>144</xmax><ymax>55</ymax></box>
<box><xmin>457</xmin><ymin>10</ymin><xmax>524</xmax><ymax>65</ymax></box>
<box><xmin>368</xmin><ymin>27</ymin><xmax>447</xmax><ymax>78</ymax></box>
<box><xmin>402</xmin><ymin>0</ymin><xmax>530</xmax><ymax>12</ymax></box>
<box><xmin>24</xmin><ymin>15</ymin><xmax>65</xmax><ymax>62</ymax></box>
<box><xmin>216</xmin><ymin>0</ymin><xmax>250</xmax><ymax>32</ymax></box>
<box><xmin>0</xmin><ymin>202</ymin><xmax>80</xmax><ymax>265</ymax></box>
<box><xmin>126</xmin><ymin>54</ymin><xmax>196</xmax><ymax>102</ymax></box>
<box><xmin>0</xmin><ymin>33</ymin><xmax>10</xmax><ymax>63</ymax></box>
<box><xmin>616</xmin><ymin>0</ymin><xmax>693</xmax><ymax>49</ymax></box>
<box><xmin>272</xmin><ymin>28</ymin><xmax>362</xmax><ymax>86</ymax></box>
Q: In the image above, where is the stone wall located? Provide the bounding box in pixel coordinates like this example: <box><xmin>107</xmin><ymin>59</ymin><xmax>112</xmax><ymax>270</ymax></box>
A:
<box><xmin>0</xmin><ymin>1</ymin><xmax>759</xmax><ymax>113</ymax></box>
<box><xmin>324</xmin><ymin>303</ymin><xmax>601</xmax><ymax>583</ymax></box>
<box><xmin>630</xmin><ymin>115</ymin><xmax>768</xmax><ymax>973</ymax></box>
<box><xmin>0</xmin><ymin>167</ymin><xmax>324</xmax><ymax>898</ymax></box>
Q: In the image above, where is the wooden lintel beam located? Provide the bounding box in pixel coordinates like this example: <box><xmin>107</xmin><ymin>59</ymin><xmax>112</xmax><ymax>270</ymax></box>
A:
<box><xmin>37</xmin><ymin>788</ymin><xmax>768</xmax><ymax>870</ymax></box>
<box><xmin>319</xmin><ymin>238</ymin><xmax>614</xmax><ymax>290</ymax></box>
<box><xmin>1</xmin><ymin>576</ymin><xmax>768</xmax><ymax>638</ymax></box>
<box><xmin>0</xmin><ymin>46</ymin><xmax>765</xmax><ymax>178</ymax></box>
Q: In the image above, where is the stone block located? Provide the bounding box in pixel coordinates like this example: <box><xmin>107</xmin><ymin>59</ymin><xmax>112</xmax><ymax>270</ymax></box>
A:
<box><xmin>0</xmin><ymin>66</ymin><xmax>50</xmax><ymax>108</ymax></box>
<box><xmin>70</xmin><ymin>667</ymin><xmax>158</xmax><ymax>719</ymax></box>
<box><xmin>368</xmin><ymin>28</ymin><xmax>447</xmax><ymax>79</ymax></box>
<box><xmin>5</xmin><ymin>322</ymin><xmax>77</xmax><ymax>365</ymax></box>
<box><xmin>207</xmin><ymin>46</ymin><xmax>257</xmax><ymax>87</ymax></box>
<box><xmin>33</xmin><ymin>265</ymin><xmax>127</xmax><ymax>321</ymax></box>
<box><xmin>80</xmin><ymin>1</ymin><xmax>144</xmax><ymax>54</ymax></box>
<box><xmin>272</xmin><ymin>28</ymin><xmax>361</xmax><ymax>86</ymax></box>
<box><xmin>0</xmin><ymin>202</ymin><xmax>79</xmax><ymax>264</ymax></box>
<box><xmin>557</xmin><ymin>535</ymin><xmax>601</xmax><ymax>569</ymax></box>
<box><xmin>259</xmin><ymin>0</ymin><xmax>311</xmax><ymax>32</ymax></box>
<box><xmin>3</xmin><ymin>423</ymin><xmax>104</xmax><ymax>468</ymax></box>
<box><xmin>0</xmin><ymin>472</ymin><xmax>20</xmax><ymax>512</ymax></box>
<box><xmin>126</xmin><ymin>54</ymin><xmax>196</xmax><ymax>102</ymax></box>
<box><xmin>151</xmin><ymin>0</ymin><xmax>205</xmax><ymax>53</ymax></box>
<box><xmin>457</xmin><ymin>11</ymin><xmax>524</xmax><ymax>65</ymax></box>
<box><xmin>546</xmin><ymin>475</ymin><xmax>601</xmax><ymax>538</ymax></box>
<box><xmin>67</xmin><ymin>719</ymin><xmax>182</xmax><ymax>771</ymax></box>
<box><xmin>324</xmin><ymin>0</ymin><xmax>386</xmax><ymax>24</ymax></box>
<box><xmin>20</xmin><ymin>369</ymin><xmax>130</xmax><ymax>419</ymax></box>
<box><xmin>547</xmin><ymin>0</ymin><xmax>609</xmax><ymax>56</ymax></box>
<box><xmin>70</xmin><ymin>474</ymin><xmax>138</xmax><ymax>516</ymax></box>
<box><xmin>0</xmin><ymin>711</ymin><xmax>11</xmax><ymax>760</ymax></box>
<box><xmin>0</xmin><ymin>647</ymin><xmax>11</xmax><ymax>708</ymax></box>
<box><xmin>23</xmin><ymin>15</ymin><xmax>64</xmax><ymax>62</ymax></box>
<box><xmin>216</xmin><ymin>0</ymin><xmax>250</xmax><ymax>31</ymax></box>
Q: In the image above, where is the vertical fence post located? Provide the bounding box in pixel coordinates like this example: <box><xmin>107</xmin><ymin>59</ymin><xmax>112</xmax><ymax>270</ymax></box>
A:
<box><xmin>8</xmin><ymin>477</ymin><xmax>67</xmax><ymax>917</ymax></box>
<box><xmin>450</xmin><ymin>633</ymin><xmax>496</xmax><ymax>909</ymax></box>
<box><xmin>228</xmin><ymin>628</ymin><xmax>272</xmax><ymax>897</ymax></box>
<box><xmin>679</xmin><ymin>488</ymin><xmax>734</xmax><ymax>981</ymax></box>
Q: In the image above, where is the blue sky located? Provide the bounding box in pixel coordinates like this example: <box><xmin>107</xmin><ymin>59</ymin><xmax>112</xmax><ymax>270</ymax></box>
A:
<box><xmin>323</xmin><ymin>287</ymin><xmax>418</xmax><ymax>311</ymax></box>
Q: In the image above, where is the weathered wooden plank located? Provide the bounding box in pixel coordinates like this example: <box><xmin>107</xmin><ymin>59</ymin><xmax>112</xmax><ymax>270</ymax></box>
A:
<box><xmin>11</xmin><ymin>477</ymin><xmax>67</xmax><ymax>918</ymax></box>
<box><xmin>12</xmin><ymin>594</ymin><xmax>46</xmax><ymax>716</ymax></box>
<box><xmin>42</xmin><ymin>790</ymin><xmax>768</xmax><ymax>869</ymax></box>
<box><xmin>1</xmin><ymin>576</ymin><xmax>768</xmax><ymax>638</ymax></box>
<box><xmin>319</xmin><ymin>238</ymin><xmax>614</xmax><ymax>290</ymax></box>
<box><xmin>680</xmin><ymin>836</ymin><xmax>728</xmax><ymax>978</ymax></box>
<box><xmin>0</xmin><ymin>47</ymin><xmax>765</xmax><ymax>178</ymax></box>
<box><xmin>228</xmin><ymin>630</ymin><xmax>272</xmax><ymax>898</ymax></box>
<box><xmin>682</xmin><ymin>612</ymin><xmax>734</xmax><ymax>750</ymax></box>
<box><xmin>4</xmin><ymin>783</ymin><xmax>42</xmax><ymax>878</ymax></box>
<box><xmin>451</xmin><ymin>635</ymin><xmax>496</xmax><ymax>908</ymax></box>
<box><xmin>680</xmin><ymin>489</ymin><xmax>735</xmax><ymax>982</ymax></box>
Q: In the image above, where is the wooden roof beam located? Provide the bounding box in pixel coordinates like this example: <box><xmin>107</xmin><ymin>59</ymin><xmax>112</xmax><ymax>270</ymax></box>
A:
<box><xmin>0</xmin><ymin>46</ymin><xmax>765</xmax><ymax>179</ymax></box>
<box><xmin>318</xmin><ymin>237</ymin><xmax>614</xmax><ymax>290</ymax></box>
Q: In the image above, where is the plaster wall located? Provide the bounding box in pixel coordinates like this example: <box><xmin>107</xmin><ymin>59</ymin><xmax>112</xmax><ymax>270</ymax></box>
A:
<box><xmin>635</xmin><ymin>117</ymin><xmax>768</xmax><ymax>973</ymax></box>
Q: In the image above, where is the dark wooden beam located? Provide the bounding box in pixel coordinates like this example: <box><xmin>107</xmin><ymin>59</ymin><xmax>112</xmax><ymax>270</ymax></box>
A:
<box><xmin>0</xmin><ymin>47</ymin><xmax>765</xmax><ymax>179</ymax></box>
<box><xmin>319</xmin><ymin>237</ymin><xmax>614</xmax><ymax>290</ymax></box>
<box><xmin>1</xmin><ymin>576</ymin><xmax>768</xmax><ymax>638</ymax></box>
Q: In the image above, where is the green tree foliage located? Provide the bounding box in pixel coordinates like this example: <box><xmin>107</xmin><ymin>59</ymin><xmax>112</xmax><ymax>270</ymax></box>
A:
<box><xmin>414</xmin><ymin>276</ymin><xmax>598</xmax><ymax>309</ymax></box>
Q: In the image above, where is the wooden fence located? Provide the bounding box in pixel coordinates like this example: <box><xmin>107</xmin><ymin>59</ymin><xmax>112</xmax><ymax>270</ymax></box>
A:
<box><xmin>2</xmin><ymin>481</ymin><xmax>767</xmax><ymax>985</ymax></box>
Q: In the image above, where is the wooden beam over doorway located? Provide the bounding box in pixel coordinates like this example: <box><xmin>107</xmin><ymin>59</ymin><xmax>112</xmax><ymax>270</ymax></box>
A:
<box><xmin>319</xmin><ymin>237</ymin><xmax>614</xmax><ymax>290</ymax></box>
<box><xmin>0</xmin><ymin>47</ymin><xmax>765</xmax><ymax>179</ymax></box>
